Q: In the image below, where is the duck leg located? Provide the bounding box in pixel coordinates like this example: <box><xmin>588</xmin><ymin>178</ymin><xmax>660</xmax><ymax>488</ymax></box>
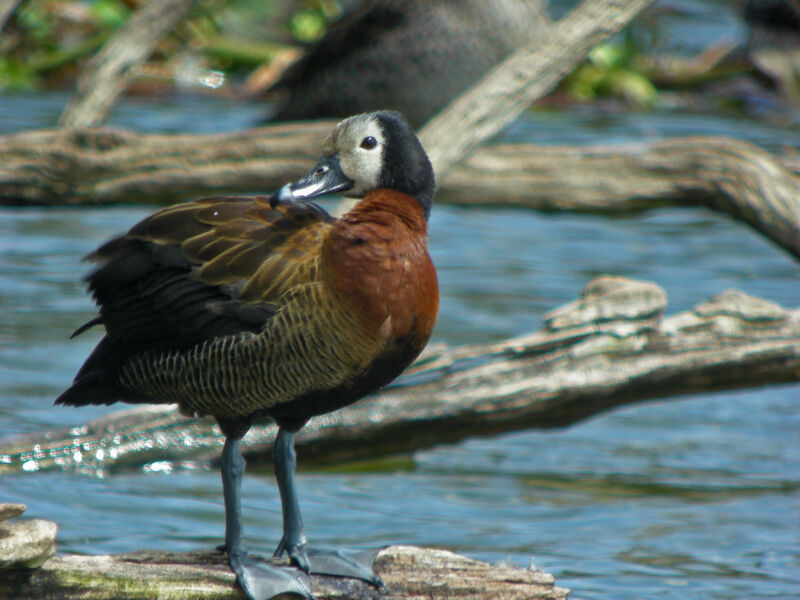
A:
<box><xmin>273</xmin><ymin>428</ymin><xmax>384</xmax><ymax>587</ymax></box>
<box><xmin>221</xmin><ymin>436</ymin><xmax>312</xmax><ymax>600</ymax></box>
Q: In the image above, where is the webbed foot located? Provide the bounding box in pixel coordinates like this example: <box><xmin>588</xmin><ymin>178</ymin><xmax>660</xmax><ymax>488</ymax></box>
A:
<box><xmin>275</xmin><ymin>542</ymin><xmax>385</xmax><ymax>588</ymax></box>
<box><xmin>228</xmin><ymin>550</ymin><xmax>312</xmax><ymax>599</ymax></box>
<box><xmin>271</xmin><ymin>429</ymin><xmax>385</xmax><ymax>590</ymax></box>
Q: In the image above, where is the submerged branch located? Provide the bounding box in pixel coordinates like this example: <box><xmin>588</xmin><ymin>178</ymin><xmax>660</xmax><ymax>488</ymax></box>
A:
<box><xmin>3</xmin><ymin>276</ymin><xmax>798</xmax><ymax>475</ymax></box>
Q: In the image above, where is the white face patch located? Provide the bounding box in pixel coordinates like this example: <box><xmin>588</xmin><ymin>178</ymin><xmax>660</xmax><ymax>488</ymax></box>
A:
<box><xmin>323</xmin><ymin>114</ymin><xmax>385</xmax><ymax>198</ymax></box>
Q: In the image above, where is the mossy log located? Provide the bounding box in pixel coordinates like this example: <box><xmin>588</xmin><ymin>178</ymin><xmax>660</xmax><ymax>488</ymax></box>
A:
<box><xmin>3</xmin><ymin>276</ymin><xmax>798</xmax><ymax>475</ymax></box>
<box><xmin>0</xmin><ymin>546</ymin><xmax>567</xmax><ymax>600</ymax></box>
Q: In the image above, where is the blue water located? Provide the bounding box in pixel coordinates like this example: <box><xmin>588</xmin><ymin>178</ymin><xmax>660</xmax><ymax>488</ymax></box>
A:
<box><xmin>2</xmin><ymin>3</ymin><xmax>800</xmax><ymax>599</ymax></box>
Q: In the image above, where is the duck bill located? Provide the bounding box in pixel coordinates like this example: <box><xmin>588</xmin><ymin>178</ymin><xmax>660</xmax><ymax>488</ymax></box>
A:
<box><xmin>272</xmin><ymin>155</ymin><xmax>353</xmax><ymax>205</ymax></box>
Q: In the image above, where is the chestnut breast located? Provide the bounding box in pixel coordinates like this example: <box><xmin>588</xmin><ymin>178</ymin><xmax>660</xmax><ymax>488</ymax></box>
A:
<box><xmin>323</xmin><ymin>189</ymin><xmax>439</xmax><ymax>352</ymax></box>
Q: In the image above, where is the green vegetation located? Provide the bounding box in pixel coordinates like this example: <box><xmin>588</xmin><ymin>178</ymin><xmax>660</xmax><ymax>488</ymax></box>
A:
<box><xmin>0</xmin><ymin>1</ymin><xmax>752</xmax><ymax>111</ymax></box>
<box><xmin>0</xmin><ymin>0</ymin><xmax>341</xmax><ymax>90</ymax></box>
<box><xmin>562</xmin><ymin>29</ymin><xmax>659</xmax><ymax>108</ymax></box>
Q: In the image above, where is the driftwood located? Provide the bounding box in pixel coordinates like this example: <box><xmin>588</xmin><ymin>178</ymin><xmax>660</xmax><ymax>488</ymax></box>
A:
<box><xmin>58</xmin><ymin>0</ymin><xmax>196</xmax><ymax>128</ymax></box>
<box><xmin>1</xmin><ymin>125</ymin><xmax>798</xmax><ymax>259</ymax></box>
<box><xmin>443</xmin><ymin>136</ymin><xmax>800</xmax><ymax>260</ymax></box>
<box><xmin>4</xmin><ymin>276</ymin><xmax>799</xmax><ymax>474</ymax></box>
<box><xmin>0</xmin><ymin>545</ymin><xmax>567</xmax><ymax>600</ymax></box>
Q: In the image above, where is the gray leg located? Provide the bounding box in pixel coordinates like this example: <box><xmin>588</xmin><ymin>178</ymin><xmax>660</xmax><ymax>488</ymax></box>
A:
<box><xmin>221</xmin><ymin>436</ymin><xmax>312</xmax><ymax>599</ymax></box>
<box><xmin>273</xmin><ymin>429</ymin><xmax>309</xmax><ymax>569</ymax></box>
<box><xmin>221</xmin><ymin>437</ymin><xmax>245</xmax><ymax>557</ymax></box>
<box><xmin>272</xmin><ymin>428</ymin><xmax>384</xmax><ymax>587</ymax></box>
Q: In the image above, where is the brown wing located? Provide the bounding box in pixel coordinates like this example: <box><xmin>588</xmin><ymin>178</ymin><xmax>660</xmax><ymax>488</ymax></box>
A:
<box><xmin>84</xmin><ymin>196</ymin><xmax>334</xmax><ymax>350</ymax></box>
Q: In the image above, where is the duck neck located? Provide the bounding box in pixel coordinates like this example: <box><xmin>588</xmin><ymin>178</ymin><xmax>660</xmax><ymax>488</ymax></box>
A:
<box><xmin>339</xmin><ymin>189</ymin><xmax>429</xmax><ymax>234</ymax></box>
<box><xmin>321</xmin><ymin>189</ymin><xmax>434</xmax><ymax>333</ymax></box>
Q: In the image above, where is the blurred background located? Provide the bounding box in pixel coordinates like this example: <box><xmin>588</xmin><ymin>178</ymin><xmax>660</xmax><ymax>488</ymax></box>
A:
<box><xmin>1</xmin><ymin>1</ymin><xmax>799</xmax><ymax>599</ymax></box>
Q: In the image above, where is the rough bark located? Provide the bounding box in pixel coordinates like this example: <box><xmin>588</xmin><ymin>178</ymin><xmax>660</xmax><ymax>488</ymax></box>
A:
<box><xmin>0</xmin><ymin>545</ymin><xmax>567</xmax><ymax>600</ymax></box>
<box><xmin>3</xmin><ymin>276</ymin><xmax>798</xmax><ymax>475</ymax></box>
<box><xmin>1</xmin><ymin>125</ymin><xmax>798</xmax><ymax>260</ymax></box>
<box><xmin>58</xmin><ymin>0</ymin><xmax>196</xmax><ymax>128</ymax></box>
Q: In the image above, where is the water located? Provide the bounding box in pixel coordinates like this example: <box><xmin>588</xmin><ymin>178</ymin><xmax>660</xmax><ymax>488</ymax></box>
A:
<box><xmin>2</xmin><ymin>4</ymin><xmax>800</xmax><ymax>599</ymax></box>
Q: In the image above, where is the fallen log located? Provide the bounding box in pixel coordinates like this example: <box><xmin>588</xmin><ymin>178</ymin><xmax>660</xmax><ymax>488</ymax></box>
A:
<box><xmin>443</xmin><ymin>136</ymin><xmax>800</xmax><ymax>260</ymax></box>
<box><xmin>0</xmin><ymin>545</ymin><xmax>567</xmax><ymax>600</ymax></box>
<box><xmin>1</xmin><ymin>126</ymin><xmax>799</xmax><ymax>258</ymax></box>
<box><xmin>417</xmin><ymin>0</ymin><xmax>653</xmax><ymax>175</ymax></box>
<box><xmin>0</xmin><ymin>502</ymin><xmax>566</xmax><ymax>600</ymax></box>
<box><xmin>3</xmin><ymin>276</ymin><xmax>798</xmax><ymax>475</ymax></box>
<box><xmin>0</xmin><ymin>502</ymin><xmax>568</xmax><ymax>600</ymax></box>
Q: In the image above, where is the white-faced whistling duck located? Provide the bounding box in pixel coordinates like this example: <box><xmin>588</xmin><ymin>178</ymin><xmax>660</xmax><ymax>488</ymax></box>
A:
<box><xmin>56</xmin><ymin>111</ymin><xmax>439</xmax><ymax>599</ymax></box>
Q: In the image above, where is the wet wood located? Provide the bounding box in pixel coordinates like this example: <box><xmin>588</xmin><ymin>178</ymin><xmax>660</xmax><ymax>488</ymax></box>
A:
<box><xmin>3</xmin><ymin>276</ymin><xmax>798</xmax><ymax>474</ymax></box>
<box><xmin>0</xmin><ymin>545</ymin><xmax>567</xmax><ymax>600</ymax></box>
<box><xmin>1</xmin><ymin>124</ymin><xmax>798</xmax><ymax>260</ymax></box>
<box><xmin>58</xmin><ymin>0</ymin><xmax>196</xmax><ymax>128</ymax></box>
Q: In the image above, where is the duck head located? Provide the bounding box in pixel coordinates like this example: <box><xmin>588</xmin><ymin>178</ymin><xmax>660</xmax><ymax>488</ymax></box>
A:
<box><xmin>273</xmin><ymin>111</ymin><xmax>435</xmax><ymax>219</ymax></box>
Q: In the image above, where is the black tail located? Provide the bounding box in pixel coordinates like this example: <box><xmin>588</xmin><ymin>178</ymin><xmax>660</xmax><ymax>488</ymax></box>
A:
<box><xmin>55</xmin><ymin>336</ymin><xmax>146</xmax><ymax>407</ymax></box>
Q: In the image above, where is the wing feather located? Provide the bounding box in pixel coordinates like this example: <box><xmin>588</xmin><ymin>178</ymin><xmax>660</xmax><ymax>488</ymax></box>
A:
<box><xmin>82</xmin><ymin>196</ymin><xmax>334</xmax><ymax>349</ymax></box>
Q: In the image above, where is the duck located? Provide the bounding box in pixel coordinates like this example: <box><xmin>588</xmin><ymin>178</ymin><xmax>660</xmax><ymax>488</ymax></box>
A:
<box><xmin>56</xmin><ymin>110</ymin><xmax>439</xmax><ymax>599</ymax></box>
<box><xmin>264</xmin><ymin>0</ymin><xmax>549</xmax><ymax>128</ymax></box>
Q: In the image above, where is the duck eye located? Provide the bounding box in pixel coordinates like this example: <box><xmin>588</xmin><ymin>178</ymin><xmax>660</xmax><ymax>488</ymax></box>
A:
<box><xmin>360</xmin><ymin>136</ymin><xmax>378</xmax><ymax>150</ymax></box>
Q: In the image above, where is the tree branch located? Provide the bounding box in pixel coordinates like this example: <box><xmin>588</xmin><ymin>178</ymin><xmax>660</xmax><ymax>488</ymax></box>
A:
<box><xmin>3</xmin><ymin>277</ymin><xmax>798</xmax><ymax>474</ymax></box>
<box><xmin>58</xmin><ymin>0</ymin><xmax>196</xmax><ymax>128</ymax></box>
<box><xmin>1</xmin><ymin>127</ymin><xmax>797</xmax><ymax>260</ymax></box>
<box><xmin>442</xmin><ymin>137</ymin><xmax>800</xmax><ymax>259</ymax></box>
<box><xmin>0</xmin><ymin>0</ymin><xmax>20</xmax><ymax>33</ymax></box>
<box><xmin>419</xmin><ymin>0</ymin><xmax>655</xmax><ymax>176</ymax></box>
